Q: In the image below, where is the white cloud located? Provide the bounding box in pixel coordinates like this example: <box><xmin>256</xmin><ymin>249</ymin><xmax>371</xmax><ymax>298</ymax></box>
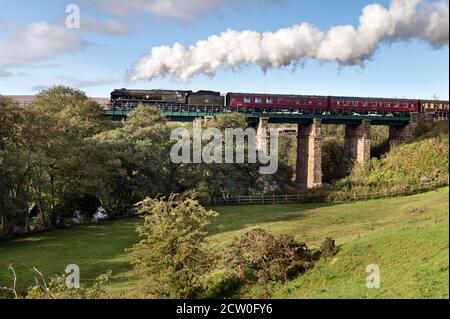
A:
<box><xmin>0</xmin><ymin>22</ymin><xmax>86</xmax><ymax>69</ymax></box>
<box><xmin>128</xmin><ymin>0</ymin><xmax>449</xmax><ymax>82</ymax></box>
<box><xmin>93</xmin><ymin>0</ymin><xmax>280</xmax><ymax>22</ymax></box>
<box><xmin>80</xmin><ymin>16</ymin><xmax>132</xmax><ymax>35</ymax></box>
<box><xmin>0</xmin><ymin>70</ymin><xmax>13</xmax><ymax>78</ymax></box>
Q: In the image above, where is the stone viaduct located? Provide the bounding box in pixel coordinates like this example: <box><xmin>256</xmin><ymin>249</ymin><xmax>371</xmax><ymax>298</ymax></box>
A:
<box><xmin>253</xmin><ymin>112</ymin><xmax>433</xmax><ymax>190</ymax></box>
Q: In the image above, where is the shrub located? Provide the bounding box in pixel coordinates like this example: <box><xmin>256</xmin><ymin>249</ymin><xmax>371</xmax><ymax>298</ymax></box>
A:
<box><xmin>225</xmin><ymin>229</ymin><xmax>314</xmax><ymax>283</ymax></box>
<box><xmin>320</xmin><ymin>237</ymin><xmax>338</xmax><ymax>258</ymax></box>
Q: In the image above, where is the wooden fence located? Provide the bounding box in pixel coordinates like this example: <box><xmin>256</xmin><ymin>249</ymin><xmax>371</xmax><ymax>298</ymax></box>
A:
<box><xmin>201</xmin><ymin>180</ymin><xmax>449</xmax><ymax>206</ymax></box>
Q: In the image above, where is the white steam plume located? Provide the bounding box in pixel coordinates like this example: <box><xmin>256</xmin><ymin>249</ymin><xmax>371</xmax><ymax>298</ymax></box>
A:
<box><xmin>129</xmin><ymin>0</ymin><xmax>449</xmax><ymax>82</ymax></box>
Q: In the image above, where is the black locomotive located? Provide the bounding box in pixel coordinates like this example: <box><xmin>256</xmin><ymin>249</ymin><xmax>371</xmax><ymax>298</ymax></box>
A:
<box><xmin>109</xmin><ymin>88</ymin><xmax>224</xmax><ymax>110</ymax></box>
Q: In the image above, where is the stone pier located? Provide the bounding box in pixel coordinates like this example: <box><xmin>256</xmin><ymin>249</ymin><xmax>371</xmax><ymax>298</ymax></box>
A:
<box><xmin>295</xmin><ymin>119</ymin><xmax>322</xmax><ymax>190</ymax></box>
<box><xmin>344</xmin><ymin>120</ymin><xmax>371</xmax><ymax>169</ymax></box>
<box><xmin>256</xmin><ymin>117</ymin><xmax>270</xmax><ymax>155</ymax></box>
<box><xmin>389</xmin><ymin>112</ymin><xmax>419</xmax><ymax>149</ymax></box>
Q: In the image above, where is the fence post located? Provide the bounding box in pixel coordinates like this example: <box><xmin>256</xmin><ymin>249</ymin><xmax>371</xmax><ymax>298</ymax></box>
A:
<box><xmin>250</xmin><ymin>194</ymin><xmax>252</xmax><ymax>205</ymax></box>
<box><xmin>262</xmin><ymin>193</ymin><xmax>265</xmax><ymax>204</ymax></box>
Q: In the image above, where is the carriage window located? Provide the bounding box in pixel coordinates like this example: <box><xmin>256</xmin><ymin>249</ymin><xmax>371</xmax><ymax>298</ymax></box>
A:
<box><xmin>244</xmin><ymin>97</ymin><xmax>251</xmax><ymax>103</ymax></box>
<box><xmin>384</xmin><ymin>102</ymin><xmax>390</xmax><ymax>107</ymax></box>
<box><xmin>352</xmin><ymin>101</ymin><xmax>358</xmax><ymax>106</ymax></box>
<box><xmin>266</xmin><ymin>98</ymin><xmax>273</xmax><ymax>104</ymax></box>
<box><xmin>371</xmin><ymin>102</ymin><xmax>377</xmax><ymax>107</ymax></box>
<box><xmin>344</xmin><ymin>101</ymin><xmax>349</xmax><ymax>106</ymax></box>
<box><xmin>363</xmin><ymin>102</ymin><xmax>368</xmax><ymax>107</ymax></box>
<box><xmin>255</xmin><ymin>98</ymin><xmax>262</xmax><ymax>104</ymax></box>
<box><xmin>394</xmin><ymin>103</ymin><xmax>399</xmax><ymax>108</ymax></box>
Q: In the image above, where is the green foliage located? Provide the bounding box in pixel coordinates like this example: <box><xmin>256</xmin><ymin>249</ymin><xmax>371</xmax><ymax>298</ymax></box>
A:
<box><xmin>127</xmin><ymin>196</ymin><xmax>218</xmax><ymax>298</ymax></box>
<box><xmin>202</xmin><ymin>272</ymin><xmax>244</xmax><ymax>299</ymax></box>
<box><xmin>351</xmin><ymin>133</ymin><xmax>449</xmax><ymax>187</ymax></box>
<box><xmin>26</xmin><ymin>270</ymin><xmax>112</xmax><ymax>299</ymax></box>
<box><xmin>322</xmin><ymin>137</ymin><xmax>346</xmax><ymax>183</ymax></box>
<box><xmin>225</xmin><ymin>228</ymin><xmax>315</xmax><ymax>283</ymax></box>
<box><xmin>192</xmin><ymin>114</ymin><xmax>265</xmax><ymax>198</ymax></box>
<box><xmin>93</xmin><ymin>105</ymin><xmax>175</xmax><ymax>216</ymax></box>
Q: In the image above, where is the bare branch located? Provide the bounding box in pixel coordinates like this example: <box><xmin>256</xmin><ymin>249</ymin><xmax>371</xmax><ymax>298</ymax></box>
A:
<box><xmin>0</xmin><ymin>264</ymin><xmax>18</xmax><ymax>299</ymax></box>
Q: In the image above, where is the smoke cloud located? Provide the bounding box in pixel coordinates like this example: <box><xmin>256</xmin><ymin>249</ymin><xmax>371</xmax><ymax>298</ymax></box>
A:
<box><xmin>129</xmin><ymin>0</ymin><xmax>449</xmax><ymax>82</ymax></box>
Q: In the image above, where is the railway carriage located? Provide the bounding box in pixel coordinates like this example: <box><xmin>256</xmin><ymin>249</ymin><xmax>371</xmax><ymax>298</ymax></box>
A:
<box><xmin>329</xmin><ymin>96</ymin><xmax>418</xmax><ymax>116</ymax></box>
<box><xmin>226</xmin><ymin>93</ymin><xmax>328</xmax><ymax>113</ymax></box>
<box><xmin>420</xmin><ymin>99</ymin><xmax>449</xmax><ymax>120</ymax></box>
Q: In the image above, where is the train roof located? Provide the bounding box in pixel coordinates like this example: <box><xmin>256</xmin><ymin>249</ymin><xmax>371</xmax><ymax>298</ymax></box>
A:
<box><xmin>226</xmin><ymin>92</ymin><xmax>326</xmax><ymax>98</ymax></box>
<box><xmin>420</xmin><ymin>99</ymin><xmax>449</xmax><ymax>103</ymax></box>
<box><xmin>113</xmin><ymin>88</ymin><xmax>192</xmax><ymax>93</ymax></box>
<box><xmin>330</xmin><ymin>95</ymin><xmax>420</xmax><ymax>101</ymax></box>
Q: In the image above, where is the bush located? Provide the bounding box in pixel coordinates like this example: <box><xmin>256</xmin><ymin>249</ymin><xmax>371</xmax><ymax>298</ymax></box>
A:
<box><xmin>225</xmin><ymin>229</ymin><xmax>314</xmax><ymax>283</ymax></box>
<box><xmin>320</xmin><ymin>237</ymin><xmax>338</xmax><ymax>258</ymax></box>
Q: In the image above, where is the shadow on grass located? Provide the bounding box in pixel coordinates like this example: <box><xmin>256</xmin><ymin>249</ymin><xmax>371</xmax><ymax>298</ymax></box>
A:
<box><xmin>206</xmin><ymin>202</ymin><xmax>333</xmax><ymax>235</ymax></box>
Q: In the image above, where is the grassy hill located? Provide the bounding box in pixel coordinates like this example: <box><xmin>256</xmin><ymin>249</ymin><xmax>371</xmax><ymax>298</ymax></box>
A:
<box><xmin>0</xmin><ymin>188</ymin><xmax>448</xmax><ymax>298</ymax></box>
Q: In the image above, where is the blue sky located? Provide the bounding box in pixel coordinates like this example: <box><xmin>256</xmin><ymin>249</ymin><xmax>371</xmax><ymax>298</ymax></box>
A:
<box><xmin>0</xmin><ymin>0</ymin><xmax>448</xmax><ymax>100</ymax></box>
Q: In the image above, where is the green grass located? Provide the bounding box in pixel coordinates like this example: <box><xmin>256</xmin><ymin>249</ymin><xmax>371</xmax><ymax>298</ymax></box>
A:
<box><xmin>0</xmin><ymin>188</ymin><xmax>448</xmax><ymax>298</ymax></box>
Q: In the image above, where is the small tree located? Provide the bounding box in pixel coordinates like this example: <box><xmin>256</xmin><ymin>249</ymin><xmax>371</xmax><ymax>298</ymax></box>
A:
<box><xmin>128</xmin><ymin>196</ymin><xmax>218</xmax><ymax>298</ymax></box>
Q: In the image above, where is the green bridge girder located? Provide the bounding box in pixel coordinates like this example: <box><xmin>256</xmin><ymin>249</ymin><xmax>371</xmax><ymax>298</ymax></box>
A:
<box><xmin>102</xmin><ymin>108</ymin><xmax>411</xmax><ymax>126</ymax></box>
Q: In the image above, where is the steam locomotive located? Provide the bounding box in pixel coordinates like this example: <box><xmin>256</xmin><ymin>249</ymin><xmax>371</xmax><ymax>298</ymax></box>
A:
<box><xmin>109</xmin><ymin>88</ymin><xmax>449</xmax><ymax>119</ymax></box>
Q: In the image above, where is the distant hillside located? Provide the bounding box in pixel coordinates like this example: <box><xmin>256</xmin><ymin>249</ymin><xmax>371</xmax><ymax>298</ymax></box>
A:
<box><xmin>3</xmin><ymin>95</ymin><xmax>109</xmax><ymax>106</ymax></box>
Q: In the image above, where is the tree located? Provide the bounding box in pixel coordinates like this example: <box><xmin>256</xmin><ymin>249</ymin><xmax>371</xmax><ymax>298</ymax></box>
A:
<box><xmin>0</xmin><ymin>97</ymin><xmax>27</xmax><ymax>237</ymax></box>
<box><xmin>128</xmin><ymin>196</ymin><xmax>217</xmax><ymax>298</ymax></box>
<box><xmin>1</xmin><ymin>87</ymin><xmax>111</xmax><ymax>236</ymax></box>
<box><xmin>194</xmin><ymin>114</ymin><xmax>263</xmax><ymax>199</ymax></box>
<box><xmin>93</xmin><ymin>105</ymin><xmax>175</xmax><ymax>215</ymax></box>
<box><xmin>32</xmin><ymin>85</ymin><xmax>108</xmax><ymax>138</ymax></box>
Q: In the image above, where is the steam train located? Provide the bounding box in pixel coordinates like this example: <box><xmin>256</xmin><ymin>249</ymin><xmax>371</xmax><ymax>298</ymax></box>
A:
<box><xmin>109</xmin><ymin>88</ymin><xmax>449</xmax><ymax>119</ymax></box>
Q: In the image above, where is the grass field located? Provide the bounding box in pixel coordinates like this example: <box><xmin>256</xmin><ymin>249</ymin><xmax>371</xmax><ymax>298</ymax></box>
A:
<box><xmin>0</xmin><ymin>188</ymin><xmax>448</xmax><ymax>298</ymax></box>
